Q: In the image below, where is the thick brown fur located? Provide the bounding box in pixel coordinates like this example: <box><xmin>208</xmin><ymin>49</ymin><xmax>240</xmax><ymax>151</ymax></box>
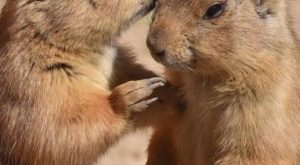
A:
<box><xmin>0</xmin><ymin>0</ymin><xmax>182</xmax><ymax>164</ymax></box>
<box><xmin>147</xmin><ymin>0</ymin><xmax>300</xmax><ymax>164</ymax></box>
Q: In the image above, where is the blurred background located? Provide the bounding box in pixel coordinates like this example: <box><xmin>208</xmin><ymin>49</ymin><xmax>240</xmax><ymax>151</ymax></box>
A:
<box><xmin>0</xmin><ymin>1</ymin><xmax>299</xmax><ymax>165</ymax></box>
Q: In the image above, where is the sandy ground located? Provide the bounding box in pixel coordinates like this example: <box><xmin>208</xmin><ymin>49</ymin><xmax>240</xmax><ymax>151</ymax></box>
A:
<box><xmin>0</xmin><ymin>0</ymin><xmax>5</xmax><ymax>10</ymax></box>
<box><xmin>0</xmin><ymin>1</ymin><xmax>299</xmax><ymax>165</ymax></box>
<box><xmin>290</xmin><ymin>0</ymin><xmax>300</xmax><ymax>40</ymax></box>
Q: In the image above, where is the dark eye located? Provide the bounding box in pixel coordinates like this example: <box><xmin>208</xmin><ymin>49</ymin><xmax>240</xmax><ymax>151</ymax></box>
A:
<box><xmin>204</xmin><ymin>3</ymin><xmax>225</xmax><ymax>20</ymax></box>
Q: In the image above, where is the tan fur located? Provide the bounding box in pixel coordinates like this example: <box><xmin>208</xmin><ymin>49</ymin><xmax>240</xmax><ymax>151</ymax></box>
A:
<box><xmin>147</xmin><ymin>0</ymin><xmax>300</xmax><ymax>164</ymax></box>
<box><xmin>0</xmin><ymin>0</ymin><xmax>182</xmax><ymax>164</ymax></box>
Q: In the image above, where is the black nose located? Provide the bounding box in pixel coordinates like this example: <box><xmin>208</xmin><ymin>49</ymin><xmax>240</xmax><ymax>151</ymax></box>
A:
<box><xmin>147</xmin><ymin>36</ymin><xmax>166</xmax><ymax>58</ymax></box>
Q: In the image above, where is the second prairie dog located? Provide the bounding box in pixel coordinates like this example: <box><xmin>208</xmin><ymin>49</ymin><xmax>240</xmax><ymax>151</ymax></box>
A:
<box><xmin>147</xmin><ymin>0</ymin><xmax>300</xmax><ymax>165</ymax></box>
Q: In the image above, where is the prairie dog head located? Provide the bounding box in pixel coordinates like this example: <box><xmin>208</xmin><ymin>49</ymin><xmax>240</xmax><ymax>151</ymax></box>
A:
<box><xmin>147</xmin><ymin>0</ymin><xmax>293</xmax><ymax>74</ymax></box>
<box><xmin>3</xmin><ymin>0</ymin><xmax>156</xmax><ymax>51</ymax></box>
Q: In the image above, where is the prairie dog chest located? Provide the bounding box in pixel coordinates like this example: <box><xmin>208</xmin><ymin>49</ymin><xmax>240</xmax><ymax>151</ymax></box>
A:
<box><xmin>176</xmin><ymin>107</ymin><xmax>216</xmax><ymax>164</ymax></box>
<box><xmin>175</xmin><ymin>78</ymin><xmax>218</xmax><ymax>165</ymax></box>
<box><xmin>96</xmin><ymin>46</ymin><xmax>117</xmax><ymax>89</ymax></box>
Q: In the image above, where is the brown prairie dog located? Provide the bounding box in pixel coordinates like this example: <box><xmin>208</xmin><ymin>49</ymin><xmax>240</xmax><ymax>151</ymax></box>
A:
<box><xmin>0</xmin><ymin>0</ymin><xmax>178</xmax><ymax>164</ymax></box>
<box><xmin>146</xmin><ymin>0</ymin><xmax>300</xmax><ymax>164</ymax></box>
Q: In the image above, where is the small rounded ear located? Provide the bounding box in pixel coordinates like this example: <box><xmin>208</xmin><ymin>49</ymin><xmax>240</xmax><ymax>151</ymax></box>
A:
<box><xmin>252</xmin><ymin>0</ymin><xmax>283</xmax><ymax>18</ymax></box>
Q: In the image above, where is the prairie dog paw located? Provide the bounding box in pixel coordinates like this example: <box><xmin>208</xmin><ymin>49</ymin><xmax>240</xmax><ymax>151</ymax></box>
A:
<box><xmin>110</xmin><ymin>77</ymin><xmax>166</xmax><ymax>116</ymax></box>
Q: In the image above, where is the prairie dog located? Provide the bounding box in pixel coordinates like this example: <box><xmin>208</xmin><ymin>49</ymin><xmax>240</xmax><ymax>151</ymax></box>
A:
<box><xmin>0</xmin><ymin>0</ymin><xmax>178</xmax><ymax>164</ymax></box>
<box><xmin>146</xmin><ymin>0</ymin><xmax>300</xmax><ymax>164</ymax></box>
